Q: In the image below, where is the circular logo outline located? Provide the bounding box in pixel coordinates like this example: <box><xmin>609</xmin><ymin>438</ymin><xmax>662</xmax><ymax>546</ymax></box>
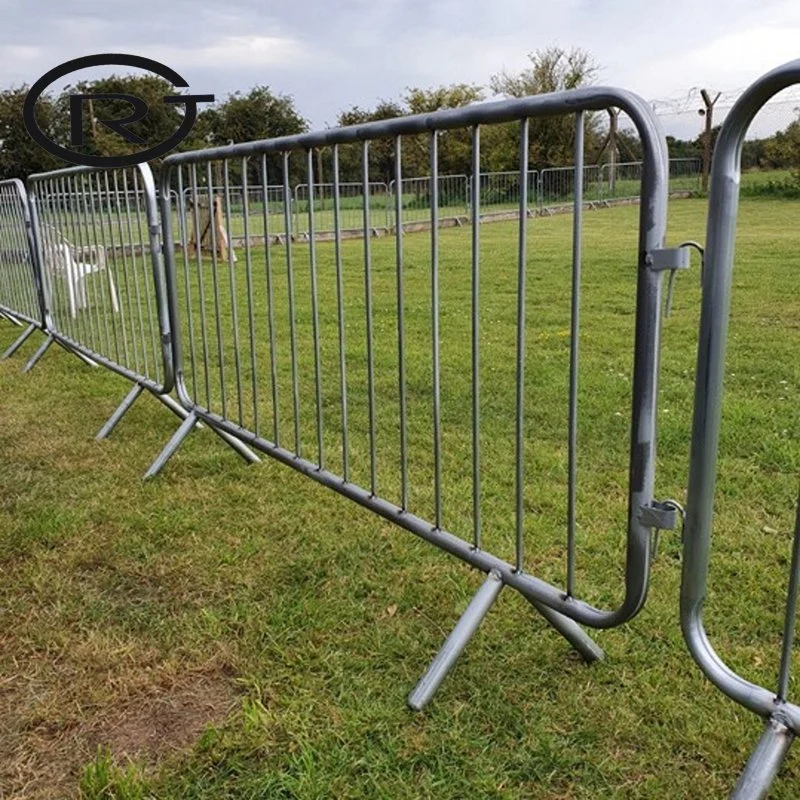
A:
<box><xmin>24</xmin><ymin>53</ymin><xmax>206</xmax><ymax>168</ymax></box>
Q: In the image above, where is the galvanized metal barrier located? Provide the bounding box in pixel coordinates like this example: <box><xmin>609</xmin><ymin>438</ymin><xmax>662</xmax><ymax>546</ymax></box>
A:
<box><xmin>0</xmin><ymin>179</ymin><xmax>48</xmax><ymax>361</ymax></box>
<box><xmin>160</xmin><ymin>84</ymin><xmax>693</xmax><ymax>709</ymax></box>
<box><xmin>682</xmin><ymin>58</ymin><xmax>800</xmax><ymax>800</ymax></box>
<box><xmin>27</xmin><ymin>164</ymin><xmax>258</xmax><ymax>477</ymax></box>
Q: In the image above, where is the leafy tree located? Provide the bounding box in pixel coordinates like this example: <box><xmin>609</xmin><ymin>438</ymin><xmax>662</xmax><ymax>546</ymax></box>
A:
<box><xmin>401</xmin><ymin>84</ymin><xmax>484</xmax><ymax>178</ymax></box>
<box><xmin>763</xmin><ymin>114</ymin><xmax>800</xmax><ymax>176</ymax></box>
<box><xmin>489</xmin><ymin>46</ymin><xmax>601</xmax><ymax>170</ymax></box>
<box><xmin>201</xmin><ymin>86</ymin><xmax>308</xmax><ymax>187</ymax></box>
<box><xmin>335</xmin><ymin>100</ymin><xmax>405</xmax><ymax>184</ymax></box>
<box><xmin>0</xmin><ymin>87</ymin><xmax>65</xmax><ymax>179</ymax></box>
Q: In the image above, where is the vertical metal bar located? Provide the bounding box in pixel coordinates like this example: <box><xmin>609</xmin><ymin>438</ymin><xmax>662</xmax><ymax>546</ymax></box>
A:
<box><xmin>430</xmin><ymin>132</ymin><xmax>442</xmax><ymax>529</ymax></box>
<box><xmin>90</xmin><ymin>172</ymin><xmax>120</xmax><ymax>364</ymax></box>
<box><xmin>81</xmin><ymin>173</ymin><xmax>112</xmax><ymax>358</ymax></box>
<box><xmin>567</xmin><ymin>111</ymin><xmax>584</xmax><ymax>597</ymax></box>
<box><xmin>362</xmin><ymin>140</ymin><xmax>377</xmax><ymax>495</ymax></box>
<box><xmin>394</xmin><ymin>137</ymin><xmax>407</xmax><ymax>509</ymax></box>
<box><xmin>307</xmin><ymin>148</ymin><xmax>324</xmax><ymax>468</ymax></box>
<box><xmin>54</xmin><ymin>176</ymin><xmax>80</xmax><ymax>343</ymax></box>
<box><xmin>241</xmin><ymin>158</ymin><xmax>260</xmax><ymax>436</ymax></box>
<box><xmin>206</xmin><ymin>161</ymin><xmax>227</xmax><ymax>418</ymax></box>
<box><xmin>85</xmin><ymin>173</ymin><xmax>114</xmax><ymax>359</ymax></box>
<box><xmin>222</xmin><ymin>160</ymin><xmax>244</xmax><ymax>426</ymax></box>
<box><xmin>778</xmin><ymin>496</ymin><xmax>800</xmax><ymax>700</ymax></box>
<box><xmin>122</xmin><ymin>170</ymin><xmax>148</xmax><ymax>379</ymax></box>
<box><xmin>332</xmin><ymin>146</ymin><xmax>349</xmax><ymax>480</ymax></box>
<box><xmin>114</xmin><ymin>170</ymin><xmax>139</xmax><ymax>373</ymax></box>
<box><xmin>515</xmin><ymin>118</ymin><xmax>530</xmax><ymax>573</ymax></box>
<box><xmin>131</xmin><ymin>169</ymin><xmax>158</xmax><ymax>381</ymax></box>
<box><xmin>260</xmin><ymin>154</ymin><xmax>280</xmax><ymax>445</ymax></box>
<box><xmin>189</xmin><ymin>165</ymin><xmax>211</xmax><ymax>409</ymax></box>
<box><xmin>471</xmin><ymin>125</ymin><xmax>481</xmax><ymax>549</ymax></box>
<box><xmin>104</xmin><ymin>171</ymin><xmax>130</xmax><ymax>368</ymax></box>
<box><xmin>282</xmin><ymin>151</ymin><xmax>302</xmax><ymax>455</ymax></box>
<box><xmin>175</xmin><ymin>168</ymin><xmax>197</xmax><ymax>401</ymax></box>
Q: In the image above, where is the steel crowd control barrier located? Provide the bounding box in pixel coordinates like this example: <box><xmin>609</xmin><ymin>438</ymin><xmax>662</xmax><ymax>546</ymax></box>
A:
<box><xmin>0</xmin><ymin>179</ymin><xmax>49</xmax><ymax>361</ymax></box>
<box><xmin>26</xmin><ymin>163</ymin><xmax>259</xmax><ymax>478</ymax></box>
<box><xmin>682</xmin><ymin>58</ymin><xmax>800</xmax><ymax>800</ymax></box>
<box><xmin>159</xmin><ymin>85</ymin><xmax>695</xmax><ymax>714</ymax></box>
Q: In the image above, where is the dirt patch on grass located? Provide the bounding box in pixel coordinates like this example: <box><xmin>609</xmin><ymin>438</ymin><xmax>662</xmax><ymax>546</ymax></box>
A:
<box><xmin>92</xmin><ymin>671</ymin><xmax>235</xmax><ymax>761</ymax></box>
<box><xmin>1</xmin><ymin>661</ymin><xmax>237</xmax><ymax>799</ymax></box>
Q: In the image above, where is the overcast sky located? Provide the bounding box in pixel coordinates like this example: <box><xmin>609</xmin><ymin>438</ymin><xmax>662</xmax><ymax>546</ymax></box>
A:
<box><xmin>2</xmin><ymin>0</ymin><xmax>799</xmax><ymax>138</ymax></box>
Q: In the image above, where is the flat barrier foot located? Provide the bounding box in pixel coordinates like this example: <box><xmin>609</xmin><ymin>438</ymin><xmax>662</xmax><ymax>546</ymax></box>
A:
<box><xmin>207</xmin><ymin>423</ymin><xmax>261</xmax><ymax>465</ymax></box>
<box><xmin>2</xmin><ymin>323</ymin><xmax>35</xmax><ymax>359</ymax></box>
<box><xmin>730</xmin><ymin>717</ymin><xmax>794</xmax><ymax>800</ymax></box>
<box><xmin>528</xmin><ymin>598</ymin><xmax>605</xmax><ymax>663</ymax></box>
<box><xmin>22</xmin><ymin>334</ymin><xmax>53</xmax><ymax>373</ymax></box>
<box><xmin>408</xmin><ymin>570</ymin><xmax>503</xmax><ymax>711</ymax></box>
<box><xmin>143</xmin><ymin>411</ymin><xmax>199</xmax><ymax>480</ymax></box>
<box><xmin>96</xmin><ymin>384</ymin><xmax>145</xmax><ymax>440</ymax></box>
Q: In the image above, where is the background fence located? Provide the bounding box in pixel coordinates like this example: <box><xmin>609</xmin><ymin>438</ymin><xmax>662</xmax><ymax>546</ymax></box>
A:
<box><xmin>169</xmin><ymin>158</ymin><xmax>701</xmax><ymax>244</ymax></box>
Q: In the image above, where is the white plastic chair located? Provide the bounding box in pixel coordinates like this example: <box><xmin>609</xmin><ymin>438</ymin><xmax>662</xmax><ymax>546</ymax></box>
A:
<box><xmin>43</xmin><ymin>235</ymin><xmax>119</xmax><ymax>319</ymax></box>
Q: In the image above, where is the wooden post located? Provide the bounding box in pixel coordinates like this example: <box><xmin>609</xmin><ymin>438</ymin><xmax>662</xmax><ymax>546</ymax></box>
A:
<box><xmin>607</xmin><ymin>108</ymin><xmax>618</xmax><ymax>194</ymax></box>
<box><xmin>187</xmin><ymin>194</ymin><xmax>236</xmax><ymax>261</ymax></box>
<box><xmin>700</xmin><ymin>89</ymin><xmax>721</xmax><ymax>192</ymax></box>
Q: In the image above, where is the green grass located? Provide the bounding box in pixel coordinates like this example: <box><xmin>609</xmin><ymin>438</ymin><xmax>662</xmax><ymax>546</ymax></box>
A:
<box><xmin>0</xmin><ymin>197</ymin><xmax>798</xmax><ymax>798</ymax></box>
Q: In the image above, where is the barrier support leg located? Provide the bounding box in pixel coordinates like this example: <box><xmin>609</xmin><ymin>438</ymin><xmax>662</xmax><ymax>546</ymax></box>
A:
<box><xmin>150</xmin><ymin>391</ymin><xmax>259</xmax><ymax>464</ymax></box>
<box><xmin>150</xmin><ymin>390</ymin><xmax>204</xmax><ymax>429</ymax></box>
<box><xmin>96</xmin><ymin>384</ymin><xmax>145</xmax><ymax>440</ymax></box>
<box><xmin>53</xmin><ymin>339</ymin><xmax>98</xmax><ymax>368</ymax></box>
<box><xmin>205</xmin><ymin>421</ymin><xmax>261</xmax><ymax>466</ymax></box>
<box><xmin>143</xmin><ymin>411</ymin><xmax>199</xmax><ymax>480</ymax></box>
<box><xmin>731</xmin><ymin>717</ymin><xmax>794</xmax><ymax>800</ymax></box>
<box><xmin>22</xmin><ymin>334</ymin><xmax>54</xmax><ymax>373</ymax></box>
<box><xmin>2</xmin><ymin>323</ymin><xmax>35</xmax><ymax>359</ymax></box>
<box><xmin>528</xmin><ymin>598</ymin><xmax>605</xmax><ymax>663</ymax></box>
<box><xmin>408</xmin><ymin>570</ymin><xmax>503</xmax><ymax>711</ymax></box>
<box><xmin>1</xmin><ymin>310</ymin><xmax>22</xmax><ymax>326</ymax></box>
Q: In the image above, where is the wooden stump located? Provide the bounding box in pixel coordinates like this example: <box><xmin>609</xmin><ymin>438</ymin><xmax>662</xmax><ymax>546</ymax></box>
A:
<box><xmin>187</xmin><ymin>195</ymin><xmax>237</xmax><ymax>262</ymax></box>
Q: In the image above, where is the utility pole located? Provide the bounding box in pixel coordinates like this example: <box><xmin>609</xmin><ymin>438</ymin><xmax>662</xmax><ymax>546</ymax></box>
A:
<box><xmin>699</xmin><ymin>89</ymin><xmax>721</xmax><ymax>192</ymax></box>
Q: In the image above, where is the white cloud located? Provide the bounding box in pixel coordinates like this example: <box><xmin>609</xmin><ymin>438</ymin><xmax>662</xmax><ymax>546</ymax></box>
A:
<box><xmin>143</xmin><ymin>35</ymin><xmax>321</xmax><ymax>71</ymax></box>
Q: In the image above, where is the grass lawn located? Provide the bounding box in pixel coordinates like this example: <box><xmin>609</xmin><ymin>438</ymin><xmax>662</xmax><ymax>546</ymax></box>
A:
<box><xmin>0</xmin><ymin>196</ymin><xmax>797</xmax><ymax>799</ymax></box>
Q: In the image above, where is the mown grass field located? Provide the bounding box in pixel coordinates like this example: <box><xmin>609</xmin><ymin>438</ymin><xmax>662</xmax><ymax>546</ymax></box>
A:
<box><xmin>0</xmin><ymin>196</ymin><xmax>797</xmax><ymax>799</ymax></box>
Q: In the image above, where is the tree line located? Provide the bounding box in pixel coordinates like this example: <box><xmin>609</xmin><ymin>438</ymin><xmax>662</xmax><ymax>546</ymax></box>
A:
<box><xmin>2</xmin><ymin>46</ymin><xmax>798</xmax><ymax>185</ymax></box>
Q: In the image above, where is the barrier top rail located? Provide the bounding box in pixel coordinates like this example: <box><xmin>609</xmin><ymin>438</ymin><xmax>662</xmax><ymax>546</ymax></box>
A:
<box><xmin>161</xmin><ymin>84</ymin><xmax>671</xmax><ymax>631</ymax></box>
<box><xmin>27</xmin><ymin>162</ymin><xmax>174</xmax><ymax>395</ymax></box>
